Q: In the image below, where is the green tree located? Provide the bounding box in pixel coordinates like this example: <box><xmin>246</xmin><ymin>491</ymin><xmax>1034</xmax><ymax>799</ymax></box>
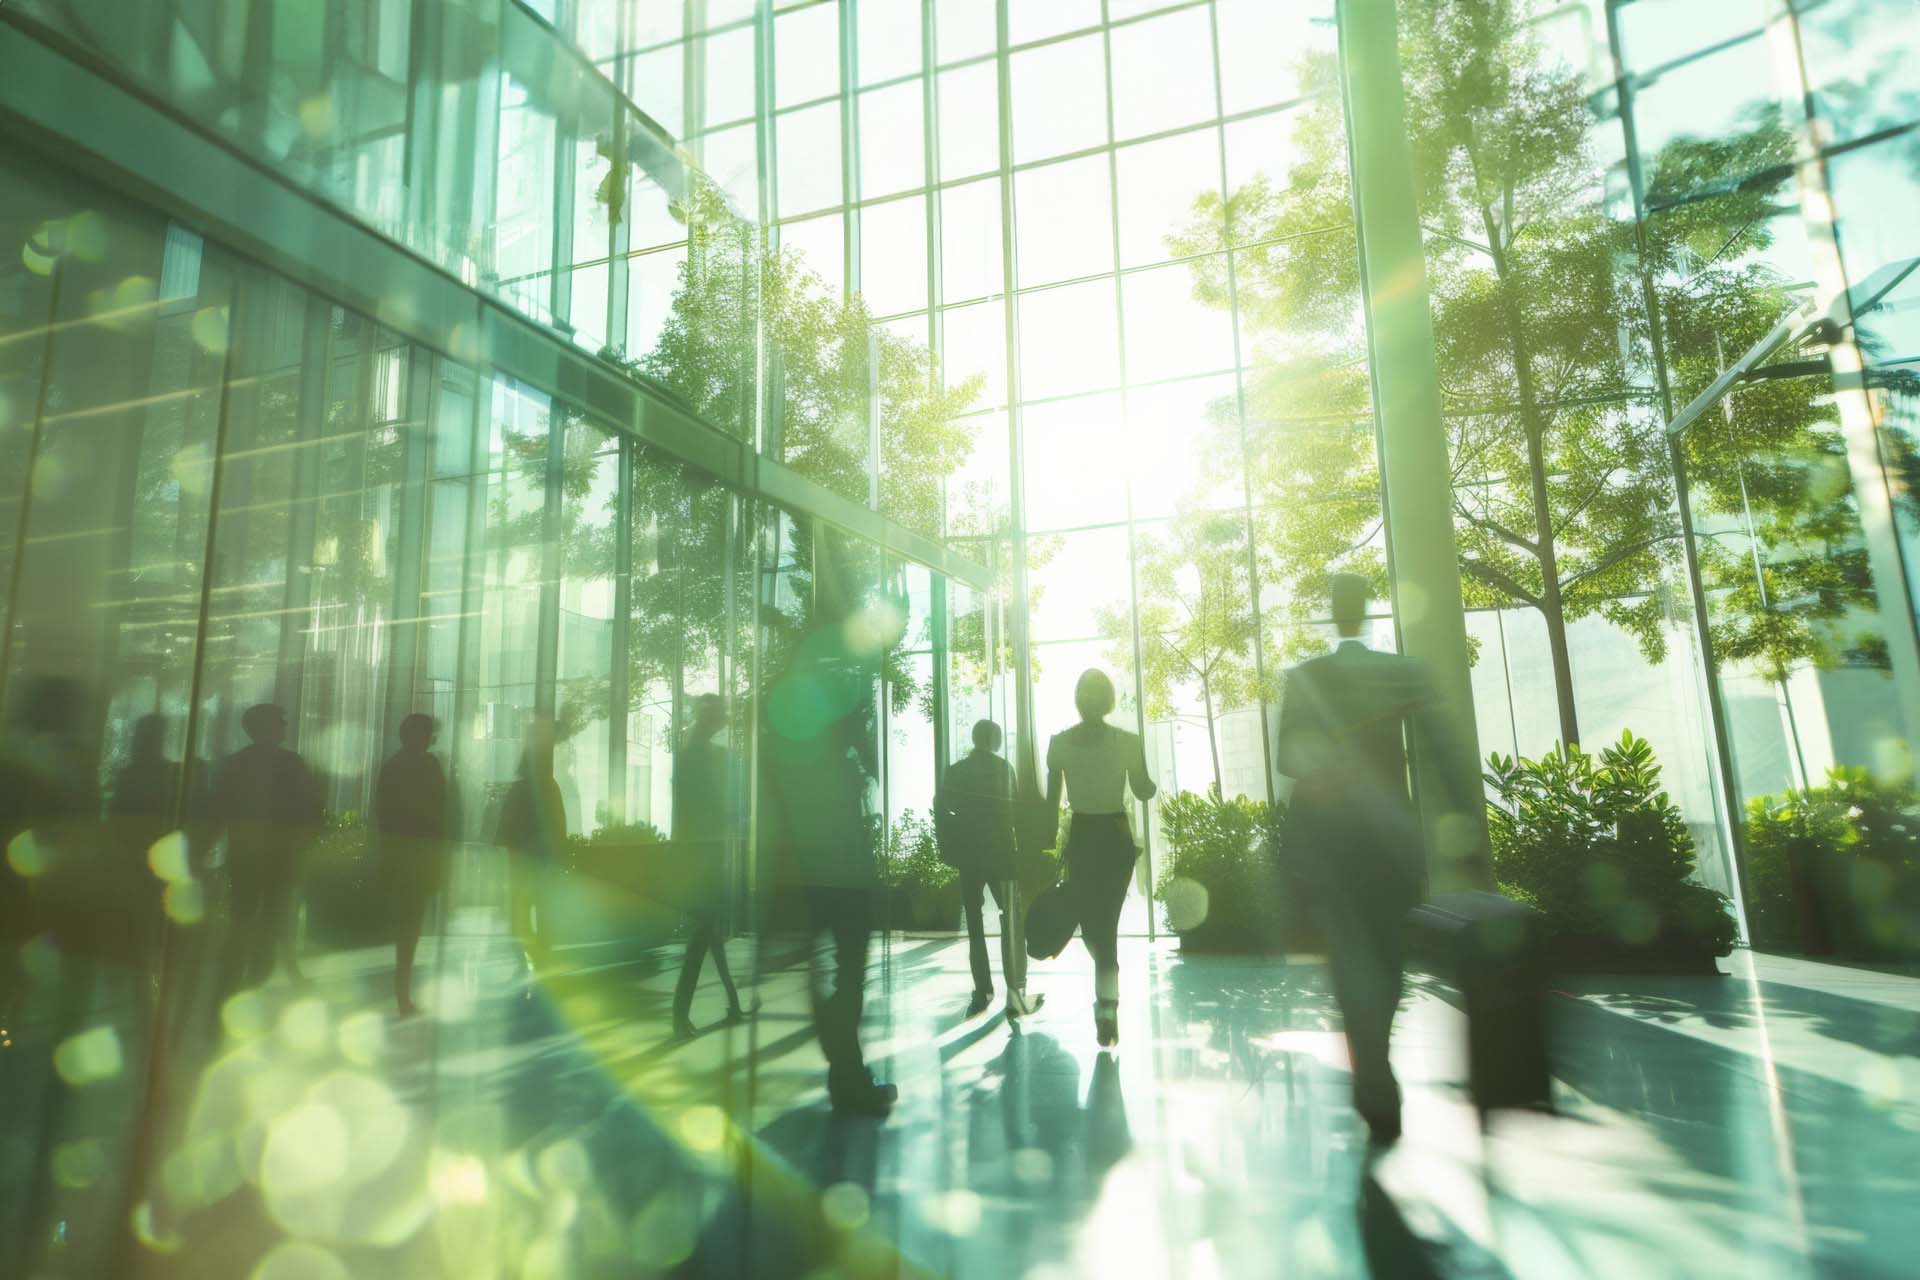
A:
<box><xmin>1099</xmin><ymin>512</ymin><xmax>1267</xmax><ymax>798</ymax></box>
<box><xmin>1176</xmin><ymin>5</ymin><xmax>1879</xmax><ymax>749</ymax></box>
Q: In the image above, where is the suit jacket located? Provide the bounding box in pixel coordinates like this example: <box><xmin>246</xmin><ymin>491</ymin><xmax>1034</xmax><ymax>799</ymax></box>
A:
<box><xmin>1274</xmin><ymin>641</ymin><xmax>1464</xmax><ymax>909</ymax></box>
<box><xmin>934</xmin><ymin>749</ymin><xmax>1016</xmax><ymax>880</ymax></box>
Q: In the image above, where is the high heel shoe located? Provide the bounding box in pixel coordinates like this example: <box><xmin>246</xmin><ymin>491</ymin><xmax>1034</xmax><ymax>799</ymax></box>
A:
<box><xmin>1094</xmin><ymin>1000</ymin><xmax>1118</xmax><ymax>1048</ymax></box>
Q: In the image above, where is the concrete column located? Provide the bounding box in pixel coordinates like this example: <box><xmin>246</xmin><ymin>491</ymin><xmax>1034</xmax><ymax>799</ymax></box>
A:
<box><xmin>1337</xmin><ymin>0</ymin><xmax>1491</xmax><ymax>890</ymax></box>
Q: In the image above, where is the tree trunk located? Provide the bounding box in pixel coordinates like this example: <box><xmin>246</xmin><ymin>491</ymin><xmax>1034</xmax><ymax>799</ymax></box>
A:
<box><xmin>1484</xmin><ymin>206</ymin><xmax>1581</xmax><ymax>749</ymax></box>
<box><xmin>1201</xmin><ymin>675</ymin><xmax>1224</xmax><ymax>798</ymax></box>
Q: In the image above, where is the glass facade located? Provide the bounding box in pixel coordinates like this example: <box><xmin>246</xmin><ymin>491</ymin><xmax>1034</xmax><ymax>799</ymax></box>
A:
<box><xmin>4</xmin><ymin>1</ymin><xmax>1920</xmax><ymax>1276</ymax></box>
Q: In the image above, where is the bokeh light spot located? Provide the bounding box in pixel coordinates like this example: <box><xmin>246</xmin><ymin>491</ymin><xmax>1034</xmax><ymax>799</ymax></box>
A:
<box><xmin>147</xmin><ymin>831</ymin><xmax>192</xmax><ymax>883</ymax></box>
<box><xmin>222</xmin><ymin>989</ymin><xmax>271</xmax><ymax>1042</ymax></box>
<box><xmin>278</xmin><ymin>997</ymin><xmax>330</xmax><ymax>1056</ymax></box>
<box><xmin>1163</xmin><ymin>876</ymin><xmax>1209</xmax><ymax>932</ymax></box>
<box><xmin>820</xmin><ymin>1181</ymin><xmax>870</xmax><ymax>1232</ymax></box>
<box><xmin>55</xmin><ymin>1025</ymin><xmax>124</xmax><ymax>1085</ymax></box>
<box><xmin>8</xmin><ymin>830</ymin><xmax>52</xmax><ymax>878</ymax></box>
<box><xmin>252</xmin><ymin>1240</ymin><xmax>350</xmax><ymax>1280</ymax></box>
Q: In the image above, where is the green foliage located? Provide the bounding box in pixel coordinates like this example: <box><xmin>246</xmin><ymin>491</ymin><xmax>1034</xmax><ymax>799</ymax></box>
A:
<box><xmin>878</xmin><ymin>809</ymin><xmax>956</xmax><ymax>894</ymax></box>
<box><xmin>1100</xmin><ymin>513</ymin><xmax>1273</xmax><ymax>796</ymax></box>
<box><xmin>561</xmin><ymin>820</ymin><xmax>667</xmax><ymax>873</ymax></box>
<box><xmin>302</xmin><ymin>811</ymin><xmax>385</xmax><ymax>947</ymax></box>
<box><xmin>1486</xmin><ymin>730</ymin><xmax>1735</xmax><ymax>953</ymax></box>
<box><xmin>1176</xmin><ymin>7</ymin><xmax>1875</xmax><ymax>749</ymax></box>
<box><xmin>1153</xmin><ymin>790</ymin><xmax>1287</xmax><ymax>950</ymax></box>
<box><xmin>1742</xmin><ymin>768</ymin><xmax>1920</xmax><ymax>953</ymax></box>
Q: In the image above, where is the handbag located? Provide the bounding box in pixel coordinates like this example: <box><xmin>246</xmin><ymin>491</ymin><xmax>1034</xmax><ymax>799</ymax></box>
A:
<box><xmin>1025</xmin><ymin>877</ymin><xmax>1079</xmax><ymax>961</ymax></box>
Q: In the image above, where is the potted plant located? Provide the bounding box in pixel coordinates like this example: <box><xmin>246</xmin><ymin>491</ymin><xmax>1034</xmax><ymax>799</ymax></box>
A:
<box><xmin>1486</xmin><ymin>730</ymin><xmax>1737</xmax><ymax>974</ymax></box>
<box><xmin>880</xmin><ymin>810</ymin><xmax>960</xmax><ymax>932</ymax></box>
<box><xmin>1153</xmin><ymin>790</ymin><xmax>1303</xmax><ymax>953</ymax></box>
<box><xmin>1743</xmin><ymin>768</ymin><xmax>1920</xmax><ymax>959</ymax></box>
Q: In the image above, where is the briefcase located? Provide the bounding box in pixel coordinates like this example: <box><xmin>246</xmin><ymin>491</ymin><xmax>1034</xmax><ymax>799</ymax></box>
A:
<box><xmin>1405</xmin><ymin>889</ymin><xmax>1552</xmax><ymax>1117</ymax></box>
<box><xmin>1025</xmin><ymin>882</ymin><xmax>1078</xmax><ymax>961</ymax></box>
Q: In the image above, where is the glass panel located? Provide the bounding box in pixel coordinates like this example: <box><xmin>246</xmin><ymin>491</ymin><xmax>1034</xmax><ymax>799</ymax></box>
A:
<box><xmin>1216</xmin><ymin>0</ymin><xmax>1338</xmax><ymax>116</ymax></box>
<box><xmin>556</xmin><ymin>418</ymin><xmax>618</xmax><ymax>836</ymax></box>
<box><xmin>704</xmin><ymin>25</ymin><xmax>759</xmax><ymax>125</ymax></box>
<box><xmin>777</xmin><ymin>1</ymin><xmax>843</xmax><ymax>108</ymax></box>
<box><xmin>938</xmin><ymin>0</ymin><xmax>999</xmax><ymax>64</ymax></box>
<box><xmin>938</xmin><ymin>62</ymin><xmax>1003</xmax><ymax>181</ymax></box>
<box><xmin>1020</xmin><ymin>391</ymin><xmax>1126</xmax><ymax>530</ymax></box>
<box><xmin>1123</xmin><ymin>260</ymin><xmax>1238</xmax><ymax>383</ymax></box>
<box><xmin>940</xmin><ymin>177</ymin><xmax>1006</xmax><ymax>302</ymax></box>
<box><xmin>942</xmin><ymin>300</ymin><xmax>1009</xmax><ymax>407</ymax></box>
<box><xmin>1108</xmin><ymin>6</ymin><xmax>1218</xmax><ymax>141</ymax></box>
<box><xmin>858</xmin><ymin>80</ymin><xmax>927</xmax><ymax>198</ymax></box>
<box><xmin>1016</xmin><ymin>155</ymin><xmax>1115</xmax><ymax>288</ymax></box>
<box><xmin>1009</xmin><ymin>0</ymin><xmax>1103</xmax><ymax>47</ymax></box>
<box><xmin>1126</xmin><ymin>373</ymin><xmax>1243</xmax><ymax>520</ymax></box>
<box><xmin>860</xmin><ymin>196</ymin><xmax>929</xmax><ymax>317</ymax></box>
<box><xmin>781</xmin><ymin>210</ymin><xmax>847</xmax><ymax>295</ymax></box>
<box><xmin>1798</xmin><ymin>0</ymin><xmax>1920</xmax><ymax>143</ymax></box>
<box><xmin>1017</xmin><ymin>280</ymin><xmax>1121</xmax><ymax>400</ymax></box>
<box><xmin>777</xmin><ymin>102</ymin><xmax>846</xmax><ymax>217</ymax></box>
<box><xmin>1116</xmin><ymin>127</ymin><xmax>1225</xmax><ymax>268</ymax></box>
<box><xmin>859</xmin><ymin>0</ymin><xmax>924</xmax><ymax>85</ymax></box>
<box><xmin>1009</xmin><ymin>33</ymin><xmax>1109</xmax><ymax>165</ymax></box>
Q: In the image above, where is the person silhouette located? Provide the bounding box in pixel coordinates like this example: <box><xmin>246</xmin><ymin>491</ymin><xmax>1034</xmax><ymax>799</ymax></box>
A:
<box><xmin>208</xmin><ymin>703</ymin><xmax>322</xmax><ymax>993</ymax></box>
<box><xmin>108</xmin><ymin>714</ymin><xmax>182</xmax><ymax>959</ymax></box>
<box><xmin>936</xmin><ymin>718</ymin><xmax>1042</xmax><ymax>1020</ymax></box>
<box><xmin>1045</xmin><ymin>670</ymin><xmax>1156</xmax><ymax>1048</ymax></box>
<box><xmin>669</xmin><ymin>693</ymin><xmax>744</xmax><ymax>1039</ymax></box>
<box><xmin>1273</xmin><ymin>574</ymin><xmax>1469</xmax><ymax>1146</ymax></box>
<box><xmin>375</xmin><ymin>714</ymin><xmax>454</xmax><ymax>1017</ymax></box>
<box><xmin>497</xmin><ymin>716</ymin><xmax>565</xmax><ymax>972</ymax></box>
<box><xmin>760</xmin><ymin>562</ymin><xmax>902</xmax><ymax>1117</ymax></box>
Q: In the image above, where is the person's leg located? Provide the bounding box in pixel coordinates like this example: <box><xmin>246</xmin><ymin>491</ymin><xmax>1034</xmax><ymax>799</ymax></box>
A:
<box><xmin>219</xmin><ymin>856</ymin><xmax>261</xmax><ymax>994</ymax></box>
<box><xmin>1328</xmin><ymin>893</ymin><xmax>1403</xmax><ymax>1135</ymax></box>
<box><xmin>961</xmin><ymin>869</ymin><xmax>992</xmax><ymax>1003</ymax></box>
<box><xmin>706</xmin><ymin>920</ymin><xmax>743</xmax><ymax>1014</ymax></box>
<box><xmin>672</xmin><ymin>916</ymin><xmax>711</xmax><ymax>1029</ymax></box>
<box><xmin>395</xmin><ymin>885</ymin><xmax>428</xmax><ymax>1015</ymax></box>
<box><xmin>267</xmin><ymin>860</ymin><xmax>304</xmax><ymax>985</ymax></box>
<box><xmin>812</xmin><ymin>886</ymin><xmax>891</xmax><ymax>1111</ymax></box>
<box><xmin>988</xmin><ymin>878</ymin><xmax>1039</xmax><ymax>1014</ymax></box>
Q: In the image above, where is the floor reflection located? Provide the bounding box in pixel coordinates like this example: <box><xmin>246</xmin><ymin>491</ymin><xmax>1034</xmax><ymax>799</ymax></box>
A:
<box><xmin>9</xmin><ymin>930</ymin><xmax>1920</xmax><ymax>1277</ymax></box>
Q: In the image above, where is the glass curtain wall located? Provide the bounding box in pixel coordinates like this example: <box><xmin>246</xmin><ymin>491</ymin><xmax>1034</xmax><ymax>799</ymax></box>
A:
<box><xmin>575</xmin><ymin>0</ymin><xmax>1391</xmax><ymax>938</ymax></box>
<box><xmin>0</xmin><ymin>113</ymin><xmax>971</xmax><ymax>1271</ymax></box>
<box><xmin>1609</xmin><ymin>0</ymin><xmax>1920</xmax><ymax>958</ymax></box>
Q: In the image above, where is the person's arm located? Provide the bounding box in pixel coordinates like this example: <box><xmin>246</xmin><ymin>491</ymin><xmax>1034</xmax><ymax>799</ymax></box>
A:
<box><xmin>1044</xmin><ymin>735</ymin><xmax>1064</xmax><ymax>811</ymax></box>
<box><xmin>1127</xmin><ymin>733</ymin><xmax>1157</xmax><ymax>803</ymax></box>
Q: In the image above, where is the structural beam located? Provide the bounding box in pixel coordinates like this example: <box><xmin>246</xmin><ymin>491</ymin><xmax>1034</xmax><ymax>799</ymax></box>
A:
<box><xmin>1338</xmin><ymin>0</ymin><xmax>1492</xmax><ymax>890</ymax></box>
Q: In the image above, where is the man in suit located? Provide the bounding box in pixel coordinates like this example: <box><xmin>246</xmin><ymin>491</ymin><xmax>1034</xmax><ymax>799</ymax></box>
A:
<box><xmin>935</xmin><ymin>719</ymin><xmax>1042</xmax><ymax>1020</ymax></box>
<box><xmin>1274</xmin><ymin>574</ymin><xmax>1471</xmax><ymax>1145</ymax></box>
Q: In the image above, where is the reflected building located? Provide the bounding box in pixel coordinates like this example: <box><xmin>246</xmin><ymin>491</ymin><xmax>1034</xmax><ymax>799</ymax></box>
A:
<box><xmin>2</xmin><ymin>1</ymin><xmax>1920</xmax><ymax>1277</ymax></box>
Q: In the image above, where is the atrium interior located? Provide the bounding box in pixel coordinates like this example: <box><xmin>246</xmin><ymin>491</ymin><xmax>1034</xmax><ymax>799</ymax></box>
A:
<box><xmin>1</xmin><ymin>2</ymin><xmax>1918</xmax><ymax>1277</ymax></box>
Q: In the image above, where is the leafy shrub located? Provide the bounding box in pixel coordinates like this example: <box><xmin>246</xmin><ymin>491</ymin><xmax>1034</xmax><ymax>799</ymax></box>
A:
<box><xmin>302</xmin><ymin>811</ymin><xmax>386</xmax><ymax>947</ymax></box>
<box><xmin>1486</xmin><ymin>730</ymin><xmax>1736</xmax><ymax>955</ymax></box>
<box><xmin>1743</xmin><ymin>768</ymin><xmax>1920</xmax><ymax>954</ymax></box>
<box><xmin>561</xmin><ymin>820</ymin><xmax>666</xmax><ymax>874</ymax></box>
<box><xmin>1153</xmin><ymin>791</ymin><xmax>1288</xmax><ymax>950</ymax></box>
<box><xmin>878</xmin><ymin>810</ymin><xmax>955</xmax><ymax>894</ymax></box>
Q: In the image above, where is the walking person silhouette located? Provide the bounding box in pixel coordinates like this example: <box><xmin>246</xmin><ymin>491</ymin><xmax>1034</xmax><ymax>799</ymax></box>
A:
<box><xmin>375</xmin><ymin>713</ymin><xmax>455</xmax><ymax>1017</ymax></box>
<box><xmin>208</xmin><ymin>703</ymin><xmax>321</xmax><ymax>993</ymax></box>
<box><xmin>936</xmin><ymin>718</ymin><xmax>1042</xmax><ymax>1020</ymax></box>
<box><xmin>497</xmin><ymin>717</ymin><xmax>565</xmax><ymax>974</ymax></box>
<box><xmin>1046</xmin><ymin>670</ymin><xmax>1156</xmax><ymax>1048</ymax></box>
<box><xmin>1274</xmin><ymin>574</ymin><xmax>1469</xmax><ymax>1146</ymax></box>
<box><xmin>670</xmin><ymin>693</ymin><xmax>744</xmax><ymax>1039</ymax></box>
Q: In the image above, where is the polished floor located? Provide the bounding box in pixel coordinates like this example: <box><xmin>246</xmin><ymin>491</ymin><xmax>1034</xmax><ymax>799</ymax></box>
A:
<box><xmin>10</xmin><ymin>922</ymin><xmax>1920</xmax><ymax>1278</ymax></box>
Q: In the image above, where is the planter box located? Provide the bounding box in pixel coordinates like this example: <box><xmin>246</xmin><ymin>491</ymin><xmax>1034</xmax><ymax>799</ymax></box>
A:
<box><xmin>889</xmin><ymin>885</ymin><xmax>962</xmax><ymax>932</ymax></box>
<box><xmin>1549</xmin><ymin>929</ymin><xmax>1725</xmax><ymax>976</ymax></box>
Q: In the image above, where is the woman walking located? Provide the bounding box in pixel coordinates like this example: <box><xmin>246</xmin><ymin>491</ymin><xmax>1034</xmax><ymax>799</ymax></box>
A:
<box><xmin>1045</xmin><ymin>669</ymin><xmax>1156</xmax><ymax>1047</ymax></box>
